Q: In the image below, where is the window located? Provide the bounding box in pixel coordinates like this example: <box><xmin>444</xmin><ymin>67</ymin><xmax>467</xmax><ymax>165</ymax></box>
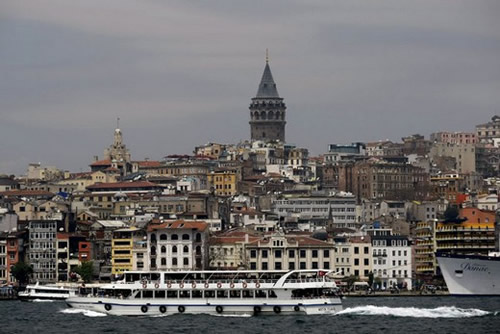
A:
<box><xmin>289</xmin><ymin>262</ymin><xmax>295</xmax><ymax>270</ymax></box>
<box><xmin>275</xmin><ymin>262</ymin><xmax>282</xmax><ymax>270</ymax></box>
<box><xmin>195</xmin><ymin>233</ymin><xmax>202</xmax><ymax>242</ymax></box>
<box><xmin>354</xmin><ymin>259</ymin><xmax>359</xmax><ymax>266</ymax></box>
<box><xmin>171</xmin><ymin>234</ymin><xmax>178</xmax><ymax>240</ymax></box>
<box><xmin>161</xmin><ymin>258</ymin><xmax>166</xmax><ymax>266</ymax></box>
<box><xmin>250</xmin><ymin>250</ymin><xmax>257</xmax><ymax>258</ymax></box>
<box><xmin>299</xmin><ymin>262</ymin><xmax>306</xmax><ymax>269</ymax></box>
<box><xmin>160</xmin><ymin>234</ymin><xmax>167</xmax><ymax>241</ymax></box>
<box><xmin>182</xmin><ymin>234</ymin><xmax>190</xmax><ymax>240</ymax></box>
<box><xmin>275</xmin><ymin>250</ymin><xmax>282</xmax><ymax>258</ymax></box>
<box><xmin>183</xmin><ymin>246</ymin><xmax>189</xmax><ymax>254</ymax></box>
<box><xmin>262</xmin><ymin>250</ymin><xmax>268</xmax><ymax>258</ymax></box>
<box><xmin>364</xmin><ymin>247</ymin><xmax>369</xmax><ymax>254</ymax></box>
<box><xmin>364</xmin><ymin>258</ymin><xmax>369</xmax><ymax>266</ymax></box>
<box><xmin>323</xmin><ymin>250</ymin><xmax>330</xmax><ymax>258</ymax></box>
<box><xmin>161</xmin><ymin>246</ymin><xmax>166</xmax><ymax>254</ymax></box>
<box><xmin>312</xmin><ymin>250</ymin><xmax>318</xmax><ymax>258</ymax></box>
<box><xmin>288</xmin><ymin>250</ymin><xmax>295</xmax><ymax>258</ymax></box>
<box><xmin>312</xmin><ymin>262</ymin><xmax>318</xmax><ymax>269</ymax></box>
<box><xmin>172</xmin><ymin>246</ymin><xmax>177</xmax><ymax>253</ymax></box>
<box><xmin>354</xmin><ymin>247</ymin><xmax>359</xmax><ymax>254</ymax></box>
<box><xmin>250</xmin><ymin>262</ymin><xmax>256</xmax><ymax>270</ymax></box>
<box><xmin>323</xmin><ymin>262</ymin><xmax>330</xmax><ymax>269</ymax></box>
<box><xmin>262</xmin><ymin>262</ymin><xmax>268</xmax><ymax>270</ymax></box>
<box><xmin>300</xmin><ymin>250</ymin><xmax>306</xmax><ymax>258</ymax></box>
<box><xmin>183</xmin><ymin>258</ymin><xmax>189</xmax><ymax>266</ymax></box>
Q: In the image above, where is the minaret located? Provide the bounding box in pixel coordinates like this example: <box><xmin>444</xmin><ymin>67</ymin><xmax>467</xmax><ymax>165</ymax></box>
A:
<box><xmin>249</xmin><ymin>51</ymin><xmax>286</xmax><ymax>142</ymax></box>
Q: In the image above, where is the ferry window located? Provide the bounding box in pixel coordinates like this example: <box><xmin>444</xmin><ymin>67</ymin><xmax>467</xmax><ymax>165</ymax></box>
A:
<box><xmin>192</xmin><ymin>290</ymin><xmax>202</xmax><ymax>298</ymax></box>
<box><xmin>204</xmin><ymin>290</ymin><xmax>215</xmax><ymax>298</ymax></box>
<box><xmin>299</xmin><ymin>250</ymin><xmax>306</xmax><ymax>258</ymax></box>
<box><xmin>171</xmin><ymin>234</ymin><xmax>178</xmax><ymax>240</ymax></box>
<box><xmin>268</xmin><ymin>290</ymin><xmax>277</xmax><ymax>298</ymax></box>
<box><xmin>230</xmin><ymin>290</ymin><xmax>241</xmax><ymax>298</ymax></box>
<box><xmin>179</xmin><ymin>291</ymin><xmax>190</xmax><ymax>298</ymax></box>
<box><xmin>167</xmin><ymin>291</ymin><xmax>177</xmax><ymax>298</ymax></box>
<box><xmin>155</xmin><ymin>290</ymin><xmax>166</xmax><ymax>298</ymax></box>
<box><xmin>255</xmin><ymin>290</ymin><xmax>266</xmax><ymax>298</ymax></box>
<box><xmin>242</xmin><ymin>290</ymin><xmax>253</xmax><ymax>298</ymax></box>
<box><xmin>134</xmin><ymin>291</ymin><xmax>142</xmax><ymax>299</ymax></box>
<box><xmin>143</xmin><ymin>290</ymin><xmax>153</xmax><ymax>298</ymax></box>
<box><xmin>217</xmin><ymin>290</ymin><xmax>228</xmax><ymax>298</ymax></box>
<box><xmin>182</xmin><ymin>234</ymin><xmax>190</xmax><ymax>240</ymax></box>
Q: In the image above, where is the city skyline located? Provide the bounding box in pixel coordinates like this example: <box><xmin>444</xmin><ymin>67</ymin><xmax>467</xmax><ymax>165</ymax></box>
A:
<box><xmin>1</xmin><ymin>0</ymin><xmax>500</xmax><ymax>174</ymax></box>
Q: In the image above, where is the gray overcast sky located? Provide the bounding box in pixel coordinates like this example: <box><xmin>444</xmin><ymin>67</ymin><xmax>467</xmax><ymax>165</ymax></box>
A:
<box><xmin>1</xmin><ymin>0</ymin><xmax>499</xmax><ymax>175</ymax></box>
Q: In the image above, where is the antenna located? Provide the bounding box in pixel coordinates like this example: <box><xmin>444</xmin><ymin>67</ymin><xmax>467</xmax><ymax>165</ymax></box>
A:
<box><xmin>266</xmin><ymin>49</ymin><xmax>269</xmax><ymax>64</ymax></box>
<box><xmin>117</xmin><ymin>117</ymin><xmax>120</xmax><ymax>129</ymax></box>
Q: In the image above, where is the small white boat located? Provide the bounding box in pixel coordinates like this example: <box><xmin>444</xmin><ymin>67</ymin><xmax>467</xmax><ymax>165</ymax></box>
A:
<box><xmin>66</xmin><ymin>269</ymin><xmax>342</xmax><ymax>316</ymax></box>
<box><xmin>18</xmin><ymin>282</ymin><xmax>78</xmax><ymax>301</ymax></box>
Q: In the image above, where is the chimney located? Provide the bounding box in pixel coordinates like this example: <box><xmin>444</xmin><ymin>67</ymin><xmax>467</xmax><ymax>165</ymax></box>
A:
<box><xmin>245</xmin><ymin>233</ymin><xmax>249</xmax><ymax>243</ymax></box>
<box><xmin>94</xmin><ymin>156</ymin><xmax>99</xmax><ymax>162</ymax></box>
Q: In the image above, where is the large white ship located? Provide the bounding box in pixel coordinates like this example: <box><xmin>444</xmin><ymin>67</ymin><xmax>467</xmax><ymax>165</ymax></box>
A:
<box><xmin>65</xmin><ymin>269</ymin><xmax>342</xmax><ymax>316</ymax></box>
<box><xmin>437</xmin><ymin>252</ymin><xmax>500</xmax><ymax>295</ymax></box>
<box><xmin>18</xmin><ymin>282</ymin><xmax>78</xmax><ymax>301</ymax></box>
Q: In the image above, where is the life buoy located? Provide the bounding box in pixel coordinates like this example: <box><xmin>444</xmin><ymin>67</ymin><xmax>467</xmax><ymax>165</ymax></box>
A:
<box><xmin>273</xmin><ymin>306</ymin><xmax>281</xmax><ymax>314</ymax></box>
<box><xmin>255</xmin><ymin>282</ymin><xmax>261</xmax><ymax>289</ymax></box>
<box><xmin>216</xmin><ymin>305</ymin><xmax>223</xmax><ymax>314</ymax></box>
<box><xmin>141</xmin><ymin>305</ymin><xmax>148</xmax><ymax>313</ymax></box>
<box><xmin>242</xmin><ymin>282</ymin><xmax>248</xmax><ymax>289</ymax></box>
<box><xmin>104</xmin><ymin>304</ymin><xmax>112</xmax><ymax>311</ymax></box>
<box><xmin>204</xmin><ymin>282</ymin><xmax>209</xmax><ymax>289</ymax></box>
<box><xmin>229</xmin><ymin>282</ymin><xmax>235</xmax><ymax>289</ymax></box>
<box><xmin>179</xmin><ymin>282</ymin><xmax>184</xmax><ymax>289</ymax></box>
<box><xmin>159</xmin><ymin>306</ymin><xmax>167</xmax><ymax>313</ymax></box>
<box><xmin>154</xmin><ymin>283</ymin><xmax>160</xmax><ymax>289</ymax></box>
<box><xmin>294</xmin><ymin>305</ymin><xmax>300</xmax><ymax>312</ymax></box>
<box><xmin>253</xmin><ymin>306</ymin><xmax>261</xmax><ymax>314</ymax></box>
<box><xmin>217</xmin><ymin>282</ymin><xmax>222</xmax><ymax>289</ymax></box>
<box><xmin>191</xmin><ymin>282</ymin><xmax>197</xmax><ymax>289</ymax></box>
<box><xmin>142</xmin><ymin>283</ymin><xmax>147</xmax><ymax>289</ymax></box>
<box><xmin>178</xmin><ymin>305</ymin><xmax>185</xmax><ymax>313</ymax></box>
<box><xmin>167</xmin><ymin>282</ymin><xmax>172</xmax><ymax>289</ymax></box>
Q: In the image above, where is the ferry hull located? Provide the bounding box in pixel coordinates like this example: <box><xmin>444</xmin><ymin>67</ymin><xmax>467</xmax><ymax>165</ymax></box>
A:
<box><xmin>437</xmin><ymin>254</ymin><xmax>500</xmax><ymax>295</ymax></box>
<box><xmin>66</xmin><ymin>297</ymin><xmax>342</xmax><ymax>316</ymax></box>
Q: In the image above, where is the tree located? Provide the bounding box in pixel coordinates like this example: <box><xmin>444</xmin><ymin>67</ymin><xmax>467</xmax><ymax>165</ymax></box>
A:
<box><xmin>443</xmin><ymin>206</ymin><xmax>459</xmax><ymax>221</ymax></box>
<box><xmin>11</xmin><ymin>262</ymin><xmax>33</xmax><ymax>285</ymax></box>
<box><xmin>74</xmin><ymin>261</ymin><xmax>94</xmax><ymax>283</ymax></box>
<box><xmin>368</xmin><ymin>271</ymin><xmax>374</xmax><ymax>288</ymax></box>
<box><xmin>342</xmin><ymin>275</ymin><xmax>359</xmax><ymax>291</ymax></box>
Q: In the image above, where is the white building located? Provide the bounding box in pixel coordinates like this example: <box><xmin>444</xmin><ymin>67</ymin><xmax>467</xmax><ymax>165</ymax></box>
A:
<box><xmin>371</xmin><ymin>235</ymin><xmax>412</xmax><ymax>290</ymax></box>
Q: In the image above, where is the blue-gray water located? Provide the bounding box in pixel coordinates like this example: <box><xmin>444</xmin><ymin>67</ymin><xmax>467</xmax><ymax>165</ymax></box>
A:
<box><xmin>2</xmin><ymin>297</ymin><xmax>500</xmax><ymax>334</ymax></box>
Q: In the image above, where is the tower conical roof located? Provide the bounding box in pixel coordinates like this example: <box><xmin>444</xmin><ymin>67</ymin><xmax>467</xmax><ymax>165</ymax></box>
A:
<box><xmin>256</xmin><ymin>62</ymin><xmax>280</xmax><ymax>98</ymax></box>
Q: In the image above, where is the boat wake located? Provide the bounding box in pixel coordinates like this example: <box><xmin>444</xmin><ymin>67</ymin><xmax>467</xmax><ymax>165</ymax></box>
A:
<box><xmin>337</xmin><ymin>305</ymin><xmax>490</xmax><ymax>318</ymax></box>
<box><xmin>59</xmin><ymin>308</ymin><xmax>107</xmax><ymax>317</ymax></box>
<box><xmin>32</xmin><ymin>299</ymin><xmax>55</xmax><ymax>303</ymax></box>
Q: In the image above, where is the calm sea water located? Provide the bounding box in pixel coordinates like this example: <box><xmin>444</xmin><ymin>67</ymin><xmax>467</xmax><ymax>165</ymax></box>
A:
<box><xmin>2</xmin><ymin>296</ymin><xmax>499</xmax><ymax>334</ymax></box>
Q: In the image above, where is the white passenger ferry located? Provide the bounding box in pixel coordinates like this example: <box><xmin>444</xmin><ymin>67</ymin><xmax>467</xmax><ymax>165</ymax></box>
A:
<box><xmin>19</xmin><ymin>282</ymin><xmax>78</xmax><ymax>301</ymax></box>
<box><xmin>66</xmin><ymin>269</ymin><xmax>342</xmax><ymax>316</ymax></box>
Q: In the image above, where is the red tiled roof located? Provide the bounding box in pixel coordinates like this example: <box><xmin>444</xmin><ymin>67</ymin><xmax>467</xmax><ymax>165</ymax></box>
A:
<box><xmin>148</xmin><ymin>220</ymin><xmax>208</xmax><ymax>232</ymax></box>
<box><xmin>90</xmin><ymin>159</ymin><xmax>112</xmax><ymax>167</ymax></box>
<box><xmin>136</xmin><ymin>161</ymin><xmax>162</xmax><ymax>168</ymax></box>
<box><xmin>86</xmin><ymin>181</ymin><xmax>160</xmax><ymax>190</ymax></box>
<box><xmin>0</xmin><ymin>190</ymin><xmax>54</xmax><ymax>197</ymax></box>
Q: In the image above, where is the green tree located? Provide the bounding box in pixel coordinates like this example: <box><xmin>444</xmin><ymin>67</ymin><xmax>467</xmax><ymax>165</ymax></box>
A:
<box><xmin>74</xmin><ymin>261</ymin><xmax>94</xmax><ymax>283</ymax></box>
<box><xmin>11</xmin><ymin>262</ymin><xmax>33</xmax><ymax>285</ymax></box>
<box><xmin>342</xmin><ymin>275</ymin><xmax>359</xmax><ymax>291</ymax></box>
<box><xmin>368</xmin><ymin>271</ymin><xmax>374</xmax><ymax>288</ymax></box>
<box><xmin>444</xmin><ymin>206</ymin><xmax>459</xmax><ymax>221</ymax></box>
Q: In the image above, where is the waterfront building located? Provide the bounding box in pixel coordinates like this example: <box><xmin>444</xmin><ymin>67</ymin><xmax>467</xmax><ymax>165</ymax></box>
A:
<box><xmin>245</xmin><ymin>232</ymin><xmax>335</xmax><ymax>271</ymax></box>
<box><xmin>348</xmin><ymin>237</ymin><xmax>372</xmax><ymax>281</ymax></box>
<box><xmin>207</xmin><ymin>170</ymin><xmax>238</xmax><ymax>197</ymax></box>
<box><xmin>146</xmin><ymin>220</ymin><xmax>209</xmax><ymax>271</ymax></box>
<box><xmin>249</xmin><ymin>57</ymin><xmax>287</xmax><ymax>143</ymax></box>
<box><xmin>111</xmin><ymin>227</ymin><xmax>139</xmax><ymax>275</ymax></box>
<box><xmin>414</xmin><ymin>220</ymin><xmax>437</xmax><ymax>279</ymax></box>
<box><xmin>56</xmin><ymin>232</ymin><xmax>85</xmax><ymax>281</ymax></box>
<box><xmin>0</xmin><ymin>175</ymin><xmax>19</xmax><ymax>192</ymax></box>
<box><xmin>0</xmin><ymin>237</ymin><xmax>6</xmax><ymax>283</ymax></box>
<box><xmin>28</xmin><ymin>220</ymin><xmax>59</xmax><ymax>283</ymax></box>
<box><xmin>371</xmin><ymin>235</ymin><xmax>412</xmax><ymax>290</ymax></box>
<box><xmin>430</xmin><ymin>131</ymin><xmax>477</xmax><ymax>145</ymax></box>
<box><xmin>429</xmin><ymin>142</ymin><xmax>476</xmax><ymax>174</ymax></box>
<box><xmin>209</xmin><ymin>230</ymin><xmax>261</xmax><ymax>269</ymax></box>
